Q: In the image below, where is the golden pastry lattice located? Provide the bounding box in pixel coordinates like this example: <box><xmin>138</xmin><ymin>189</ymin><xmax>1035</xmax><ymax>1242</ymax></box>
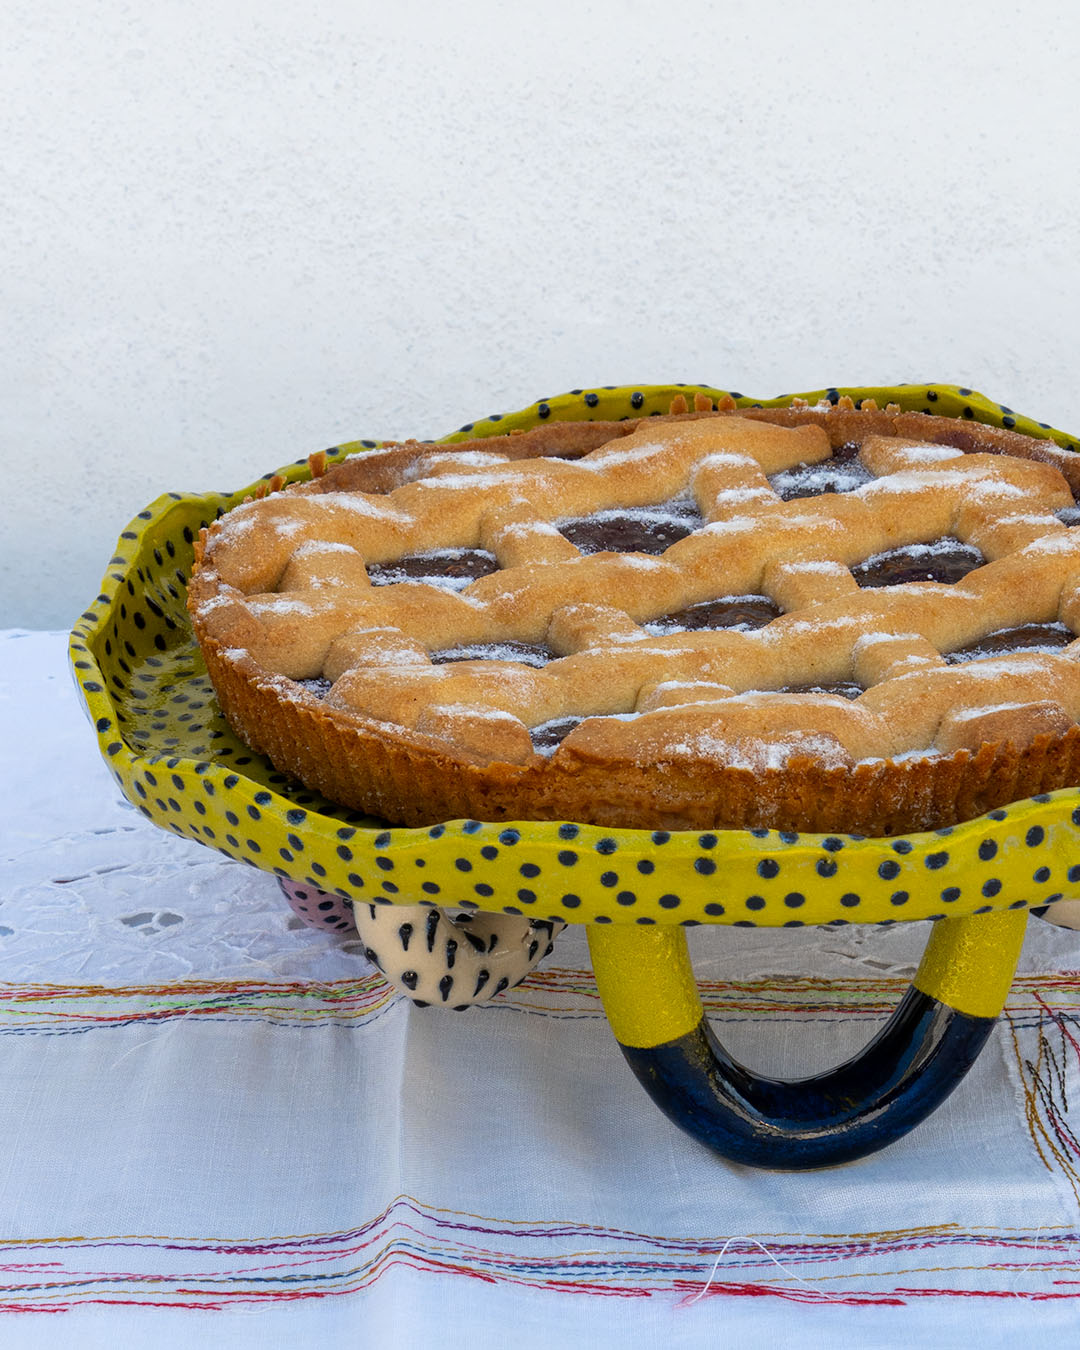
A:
<box><xmin>192</xmin><ymin>400</ymin><xmax>1080</xmax><ymax>772</ymax></box>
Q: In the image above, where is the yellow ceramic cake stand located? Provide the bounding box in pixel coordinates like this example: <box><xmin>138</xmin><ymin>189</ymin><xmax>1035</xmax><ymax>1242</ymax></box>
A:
<box><xmin>70</xmin><ymin>383</ymin><xmax>1080</xmax><ymax>1169</ymax></box>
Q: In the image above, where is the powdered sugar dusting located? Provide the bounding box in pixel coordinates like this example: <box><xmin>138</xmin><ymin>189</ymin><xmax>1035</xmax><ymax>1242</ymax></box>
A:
<box><xmin>502</xmin><ymin>521</ymin><xmax>562</xmax><ymax>538</ymax></box>
<box><xmin>1024</xmin><ymin>533</ymin><xmax>1080</xmax><ymax>555</ymax></box>
<box><xmin>197</xmin><ymin>592</ymin><xmax>241</xmax><ymax>615</ymax></box>
<box><xmin>895</xmin><ymin>444</ymin><xmax>963</xmax><ymax>463</ymax></box>
<box><xmin>713</xmin><ymin>487</ymin><xmax>776</xmax><ymax>506</ymax></box>
<box><xmin>425</xmin><ymin>704</ymin><xmax>523</xmax><ymax>723</ymax></box>
<box><xmin>859</xmin><ymin>470</ymin><xmax>970</xmax><ymax>496</ymax></box>
<box><xmin>769</xmin><ymin>459</ymin><xmax>873</xmax><ymax>498</ymax></box>
<box><xmin>402</xmin><ymin>451</ymin><xmax>510</xmax><ymax>482</ymax></box>
<box><xmin>785</xmin><ymin>560</ymin><xmax>848</xmax><ymax>573</ymax></box>
<box><xmin>433</xmin><ymin>642</ymin><xmax>555</xmax><ymax>668</ymax></box>
<box><xmin>664</xmin><ymin>731</ymin><xmax>851</xmax><ymax>772</ymax></box>
<box><xmin>559</xmin><ymin>503</ymin><xmax>700</xmax><ymax>529</ymax></box>
<box><xmin>963</xmin><ymin>480</ymin><xmax>1029</xmax><ymax>501</ymax></box>
<box><xmin>611</xmin><ymin>555</ymin><xmax>666</xmax><ymax>571</ymax></box>
<box><xmin>269</xmin><ymin>519</ymin><xmax>308</xmax><ymax>539</ymax></box>
<box><xmin>698</xmin><ymin>452</ymin><xmax>757</xmax><ymax>470</ymax></box>
<box><xmin>581</xmin><ymin>440</ymin><xmax>670</xmax><ymax>468</ymax></box>
<box><xmin>948</xmin><ymin>701</ymin><xmax>1051</xmax><ymax>723</ymax></box>
<box><xmin>249</xmin><ymin>596</ymin><xmax>318</xmax><ymax>617</ymax></box>
<box><xmin>292</xmin><ymin>538</ymin><xmax>358</xmax><ymax>555</ymax></box>
<box><xmin>323</xmin><ymin>492</ymin><xmax>404</xmax><ymax>518</ymax></box>
<box><xmin>645</xmin><ymin>680</ymin><xmax>731</xmax><ymax>699</ymax></box>
<box><xmin>409</xmin><ymin>472</ymin><xmax>519</xmax><ymax>492</ymax></box>
<box><xmin>854</xmin><ymin>631</ymin><xmax>923</xmax><ymax>648</ymax></box>
<box><xmin>959</xmin><ymin>654</ymin><xmax>1058</xmax><ymax>677</ymax></box>
<box><xmin>861</xmin><ymin>539</ymin><xmax>977</xmax><ymax>564</ymax></box>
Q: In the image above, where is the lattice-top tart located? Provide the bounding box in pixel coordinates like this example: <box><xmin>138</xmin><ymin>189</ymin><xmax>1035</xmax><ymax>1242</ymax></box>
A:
<box><xmin>187</xmin><ymin>396</ymin><xmax>1080</xmax><ymax>834</ymax></box>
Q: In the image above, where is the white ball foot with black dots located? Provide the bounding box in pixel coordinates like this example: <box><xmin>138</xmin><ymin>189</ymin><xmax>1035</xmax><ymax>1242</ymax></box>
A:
<box><xmin>355</xmin><ymin>903</ymin><xmax>565</xmax><ymax>1008</ymax></box>
<box><xmin>279</xmin><ymin>879</ymin><xmax>565</xmax><ymax>1008</ymax></box>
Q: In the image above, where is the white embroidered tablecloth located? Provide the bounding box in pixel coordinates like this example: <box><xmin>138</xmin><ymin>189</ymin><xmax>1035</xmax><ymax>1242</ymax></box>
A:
<box><xmin>3</xmin><ymin>628</ymin><xmax>1080</xmax><ymax>1347</ymax></box>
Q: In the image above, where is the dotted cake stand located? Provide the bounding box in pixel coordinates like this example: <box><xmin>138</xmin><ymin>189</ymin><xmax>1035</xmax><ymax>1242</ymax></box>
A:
<box><xmin>70</xmin><ymin>383</ymin><xmax>1080</xmax><ymax>1170</ymax></box>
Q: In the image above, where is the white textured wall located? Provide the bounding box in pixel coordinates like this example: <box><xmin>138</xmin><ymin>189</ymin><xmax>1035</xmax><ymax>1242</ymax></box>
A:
<box><xmin>4</xmin><ymin>0</ymin><xmax>1080</xmax><ymax>628</ymax></box>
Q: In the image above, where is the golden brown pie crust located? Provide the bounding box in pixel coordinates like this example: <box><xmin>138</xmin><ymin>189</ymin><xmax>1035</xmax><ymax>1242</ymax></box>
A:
<box><xmin>188</xmin><ymin>398</ymin><xmax>1080</xmax><ymax>834</ymax></box>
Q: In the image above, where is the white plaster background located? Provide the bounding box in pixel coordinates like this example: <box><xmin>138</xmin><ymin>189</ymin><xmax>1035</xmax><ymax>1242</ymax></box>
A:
<box><xmin>3</xmin><ymin>0</ymin><xmax>1079</xmax><ymax>629</ymax></box>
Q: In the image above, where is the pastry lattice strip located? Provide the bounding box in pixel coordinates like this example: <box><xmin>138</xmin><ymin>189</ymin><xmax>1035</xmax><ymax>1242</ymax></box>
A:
<box><xmin>193</xmin><ymin>408</ymin><xmax>1080</xmax><ymax>770</ymax></box>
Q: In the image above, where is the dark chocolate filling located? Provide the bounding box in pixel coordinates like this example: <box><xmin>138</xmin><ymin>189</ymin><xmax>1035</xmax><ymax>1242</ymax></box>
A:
<box><xmin>297</xmin><ymin>676</ymin><xmax>333</xmax><ymax>699</ymax></box>
<box><xmin>645</xmin><ymin>595</ymin><xmax>781</xmax><ymax>635</ymax></box>
<box><xmin>557</xmin><ymin>499</ymin><xmax>704</xmax><ymax>556</ymax></box>
<box><xmin>431</xmin><ymin>641</ymin><xmax>557</xmax><ymax>668</ymax></box>
<box><xmin>852</xmin><ymin>538</ymin><xmax>985</xmax><ymax>588</ymax></box>
<box><xmin>944</xmin><ymin>621</ymin><xmax>1074</xmax><ymax>664</ymax></box>
<box><xmin>769</xmin><ymin>443</ymin><xmax>874</xmax><ymax>501</ymax></box>
<box><xmin>530</xmin><ymin>716</ymin><xmax>585</xmax><ymax>753</ymax></box>
<box><xmin>367</xmin><ymin>548</ymin><xmax>499</xmax><ymax>588</ymax></box>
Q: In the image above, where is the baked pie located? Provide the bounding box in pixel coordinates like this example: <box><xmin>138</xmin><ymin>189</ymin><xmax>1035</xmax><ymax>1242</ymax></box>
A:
<box><xmin>188</xmin><ymin>396</ymin><xmax>1080</xmax><ymax>835</ymax></box>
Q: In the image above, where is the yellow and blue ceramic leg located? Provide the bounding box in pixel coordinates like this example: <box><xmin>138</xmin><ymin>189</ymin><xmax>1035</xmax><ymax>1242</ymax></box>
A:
<box><xmin>588</xmin><ymin>909</ymin><xmax>1027</xmax><ymax>1170</ymax></box>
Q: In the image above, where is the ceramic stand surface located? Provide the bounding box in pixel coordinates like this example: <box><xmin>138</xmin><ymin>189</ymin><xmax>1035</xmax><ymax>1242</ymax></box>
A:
<box><xmin>282</xmin><ymin>873</ymin><xmax>1029</xmax><ymax>1168</ymax></box>
<box><xmin>68</xmin><ymin>380</ymin><xmax>1080</xmax><ymax>1172</ymax></box>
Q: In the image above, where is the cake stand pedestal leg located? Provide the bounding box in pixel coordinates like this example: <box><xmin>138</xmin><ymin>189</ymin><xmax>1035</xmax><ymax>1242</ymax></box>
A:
<box><xmin>588</xmin><ymin>908</ymin><xmax>1027</xmax><ymax>1170</ymax></box>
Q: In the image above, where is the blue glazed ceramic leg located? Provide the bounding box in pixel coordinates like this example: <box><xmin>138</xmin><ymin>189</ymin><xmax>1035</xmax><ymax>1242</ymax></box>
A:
<box><xmin>619</xmin><ymin>987</ymin><xmax>993</xmax><ymax>1169</ymax></box>
<box><xmin>589</xmin><ymin>910</ymin><xmax>1027</xmax><ymax>1169</ymax></box>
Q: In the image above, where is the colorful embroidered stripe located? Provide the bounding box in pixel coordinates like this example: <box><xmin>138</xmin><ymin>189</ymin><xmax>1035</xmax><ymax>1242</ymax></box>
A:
<box><xmin>0</xmin><ymin>1199</ymin><xmax>1076</xmax><ymax>1309</ymax></box>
